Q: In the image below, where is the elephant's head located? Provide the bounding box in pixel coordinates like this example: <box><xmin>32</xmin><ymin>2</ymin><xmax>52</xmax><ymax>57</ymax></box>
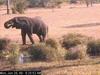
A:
<box><xmin>4</xmin><ymin>17</ymin><xmax>27</xmax><ymax>29</ymax></box>
<box><xmin>4</xmin><ymin>18</ymin><xmax>14</xmax><ymax>29</ymax></box>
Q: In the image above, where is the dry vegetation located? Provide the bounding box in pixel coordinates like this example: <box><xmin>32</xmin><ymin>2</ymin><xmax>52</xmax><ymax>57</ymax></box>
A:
<box><xmin>0</xmin><ymin>3</ymin><xmax>100</xmax><ymax>75</ymax></box>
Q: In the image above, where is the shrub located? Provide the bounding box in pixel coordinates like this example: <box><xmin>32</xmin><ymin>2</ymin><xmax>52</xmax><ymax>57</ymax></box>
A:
<box><xmin>28</xmin><ymin>43</ymin><xmax>47</xmax><ymax>61</ymax></box>
<box><xmin>69</xmin><ymin>0</ymin><xmax>77</xmax><ymax>4</ymax></box>
<box><xmin>60</xmin><ymin>33</ymin><xmax>92</xmax><ymax>49</ymax></box>
<box><xmin>12</xmin><ymin>0</ymin><xmax>28</xmax><ymax>14</ymax></box>
<box><xmin>27</xmin><ymin>43</ymin><xmax>64</xmax><ymax>61</ymax></box>
<box><xmin>65</xmin><ymin>51</ymin><xmax>78</xmax><ymax>60</ymax></box>
<box><xmin>65</xmin><ymin>45</ymin><xmax>87</xmax><ymax>60</ymax></box>
<box><xmin>87</xmin><ymin>39</ymin><xmax>100</xmax><ymax>56</ymax></box>
<box><xmin>0</xmin><ymin>38</ymin><xmax>10</xmax><ymax>50</ymax></box>
<box><xmin>11</xmin><ymin>8</ymin><xmax>18</xmax><ymax>14</ymax></box>
<box><xmin>7</xmin><ymin>43</ymin><xmax>20</xmax><ymax>65</ymax></box>
<box><xmin>0</xmin><ymin>0</ymin><xmax>5</xmax><ymax>5</ymax></box>
<box><xmin>0</xmin><ymin>43</ymin><xmax>20</xmax><ymax>69</ymax></box>
<box><xmin>46</xmin><ymin>38</ymin><xmax>58</xmax><ymax>49</ymax></box>
<box><xmin>28</xmin><ymin>0</ymin><xmax>64</xmax><ymax>8</ymax></box>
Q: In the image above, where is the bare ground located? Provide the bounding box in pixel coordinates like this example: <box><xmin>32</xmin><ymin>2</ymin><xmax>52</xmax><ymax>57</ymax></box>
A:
<box><xmin>0</xmin><ymin>58</ymin><xmax>100</xmax><ymax>75</ymax></box>
<box><xmin>1</xmin><ymin>4</ymin><xmax>100</xmax><ymax>42</ymax></box>
<box><xmin>0</xmin><ymin>4</ymin><xmax>100</xmax><ymax>74</ymax></box>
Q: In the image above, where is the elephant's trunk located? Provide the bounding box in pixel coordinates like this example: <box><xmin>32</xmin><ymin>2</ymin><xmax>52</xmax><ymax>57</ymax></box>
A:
<box><xmin>4</xmin><ymin>22</ymin><xmax>12</xmax><ymax>29</ymax></box>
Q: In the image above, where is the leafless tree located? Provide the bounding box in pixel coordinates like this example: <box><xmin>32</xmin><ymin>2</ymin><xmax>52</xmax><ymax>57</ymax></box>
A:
<box><xmin>85</xmin><ymin>0</ymin><xmax>93</xmax><ymax>7</ymax></box>
<box><xmin>7</xmin><ymin>0</ymin><xmax>10</xmax><ymax>14</ymax></box>
<box><xmin>79</xmin><ymin>0</ymin><xmax>93</xmax><ymax>7</ymax></box>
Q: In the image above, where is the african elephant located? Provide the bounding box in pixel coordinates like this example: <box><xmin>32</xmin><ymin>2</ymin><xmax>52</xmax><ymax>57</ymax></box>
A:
<box><xmin>4</xmin><ymin>16</ymin><xmax>48</xmax><ymax>45</ymax></box>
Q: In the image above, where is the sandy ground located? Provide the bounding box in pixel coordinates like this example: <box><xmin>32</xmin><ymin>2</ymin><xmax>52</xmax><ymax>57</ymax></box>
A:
<box><xmin>0</xmin><ymin>59</ymin><xmax>100</xmax><ymax>75</ymax></box>
<box><xmin>0</xmin><ymin>4</ymin><xmax>100</xmax><ymax>74</ymax></box>
<box><xmin>1</xmin><ymin>4</ymin><xmax>100</xmax><ymax>43</ymax></box>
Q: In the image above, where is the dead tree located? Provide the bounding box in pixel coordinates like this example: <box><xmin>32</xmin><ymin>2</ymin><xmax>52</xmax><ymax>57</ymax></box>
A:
<box><xmin>7</xmin><ymin>0</ymin><xmax>10</xmax><ymax>14</ymax></box>
<box><xmin>85</xmin><ymin>0</ymin><xmax>93</xmax><ymax>7</ymax></box>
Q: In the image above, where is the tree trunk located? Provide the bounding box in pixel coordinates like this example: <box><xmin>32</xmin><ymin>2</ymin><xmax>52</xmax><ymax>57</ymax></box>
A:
<box><xmin>7</xmin><ymin>0</ymin><xmax>10</xmax><ymax>14</ymax></box>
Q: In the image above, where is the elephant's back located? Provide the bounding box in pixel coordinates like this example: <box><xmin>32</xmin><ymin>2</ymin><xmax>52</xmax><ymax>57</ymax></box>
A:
<box><xmin>31</xmin><ymin>17</ymin><xmax>47</xmax><ymax>28</ymax></box>
<box><xmin>30</xmin><ymin>17</ymin><xmax>48</xmax><ymax>34</ymax></box>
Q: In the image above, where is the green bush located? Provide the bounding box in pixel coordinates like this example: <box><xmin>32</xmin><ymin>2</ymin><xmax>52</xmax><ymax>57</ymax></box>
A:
<box><xmin>0</xmin><ymin>38</ymin><xmax>10</xmax><ymax>50</ymax></box>
<box><xmin>65</xmin><ymin>45</ymin><xmax>87</xmax><ymax>60</ymax></box>
<box><xmin>46</xmin><ymin>38</ymin><xmax>58</xmax><ymax>49</ymax></box>
<box><xmin>60</xmin><ymin>33</ymin><xmax>92</xmax><ymax>49</ymax></box>
<box><xmin>87</xmin><ymin>40</ymin><xmax>100</xmax><ymax>56</ymax></box>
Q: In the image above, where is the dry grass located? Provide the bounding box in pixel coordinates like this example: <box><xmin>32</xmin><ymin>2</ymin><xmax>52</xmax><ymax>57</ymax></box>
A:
<box><xmin>0</xmin><ymin>58</ymin><xmax>100</xmax><ymax>75</ymax></box>
<box><xmin>43</xmin><ymin>64</ymin><xmax>100</xmax><ymax>75</ymax></box>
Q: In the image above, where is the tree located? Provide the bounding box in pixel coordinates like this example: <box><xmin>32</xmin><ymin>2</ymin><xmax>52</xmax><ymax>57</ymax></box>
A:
<box><xmin>84</xmin><ymin>0</ymin><xmax>93</xmax><ymax>7</ymax></box>
<box><xmin>7</xmin><ymin>0</ymin><xmax>10</xmax><ymax>14</ymax></box>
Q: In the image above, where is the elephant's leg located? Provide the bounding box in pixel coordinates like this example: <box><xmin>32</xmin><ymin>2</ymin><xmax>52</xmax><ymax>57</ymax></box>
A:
<box><xmin>38</xmin><ymin>34</ymin><xmax>46</xmax><ymax>42</ymax></box>
<box><xmin>37</xmin><ymin>34</ymin><xmax>43</xmax><ymax>42</ymax></box>
<box><xmin>27</xmin><ymin>33</ymin><xmax>34</xmax><ymax>44</ymax></box>
<box><xmin>21</xmin><ymin>30</ymin><xmax>26</xmax><ymax>45</ymax></box>
<box><xmin>42</xmin><ymin>34</ymin><xmax>46</xmax><ymax>42</ymax></box>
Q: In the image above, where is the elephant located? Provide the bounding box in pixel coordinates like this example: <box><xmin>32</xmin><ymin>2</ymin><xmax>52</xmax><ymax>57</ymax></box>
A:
<box><xmin>4</xmin><ymin>16</ymin><xmax>48</xmax><ymax>45</ymax></box>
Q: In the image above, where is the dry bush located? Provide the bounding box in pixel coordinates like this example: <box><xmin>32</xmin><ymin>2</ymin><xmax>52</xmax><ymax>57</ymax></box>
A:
<box><xmin>6</xmin><ymin>43</ymin><xmax>20</xmax><ymax>64</ymax></box>
<box><xmin>26</xmin><ymin>43</ymin><xmax>65</xmax><ymax>61</ymax></box>
<box><xmin>60</xmin><ymin>33</ymin><xmax>92</xmax><ymax>49</ymax></box>
<box><xmin>46</xmin><ymin>38</ymin><xmax>58</xmax><ymax>49</ymax></box>
<box><xmin>0</xmin><ymin>43</ymin><xmax>20</xmax><ymax>68</ymax></box>
<box><xmin>87</xmin><ymin>39</ymin><xmax>100</xmax><ymax>56</ymax></box>
<box><xmin>28</xmin><ymin>0</ymin><xmax>64</xmax><ymax>8</ymax></box>
<box><xmin>28</xmin><ymin>43</ymin><xmax>47</xmax><ymax>61</ymax></box>
<box><xmin>69</xmin><ymin>0</ymin><xmax>77</xmax><ymax>4</ymax></box>
<box><xmin>0</xmin><ymin>38</ymin><xmax>10</xmax><ymax>50</ymax></box>
<box><xmin>65</xmin><ymin>45</ymin><xmax>87</xmax><ymax>60</ymax></box>
<box><xmin>0</xmin><ymin>0</ymin><xmax>5</xmax><ymax>5</ymax></box>
<box><xmin>12</xmin><ymin>0</ymin><xmax>28</xmax><ymax>14</ymax></box>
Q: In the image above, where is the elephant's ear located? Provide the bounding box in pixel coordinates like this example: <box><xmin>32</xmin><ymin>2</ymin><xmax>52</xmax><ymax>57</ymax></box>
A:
<box><xmin>14</xmin><ymin>17</ymin><xmax>23</xmax><ymax>25</ymax></box>
<box><xmin>14</xmin><ymin>17</ymin><xmax>28</xmax><ymax>28</ymax></box>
